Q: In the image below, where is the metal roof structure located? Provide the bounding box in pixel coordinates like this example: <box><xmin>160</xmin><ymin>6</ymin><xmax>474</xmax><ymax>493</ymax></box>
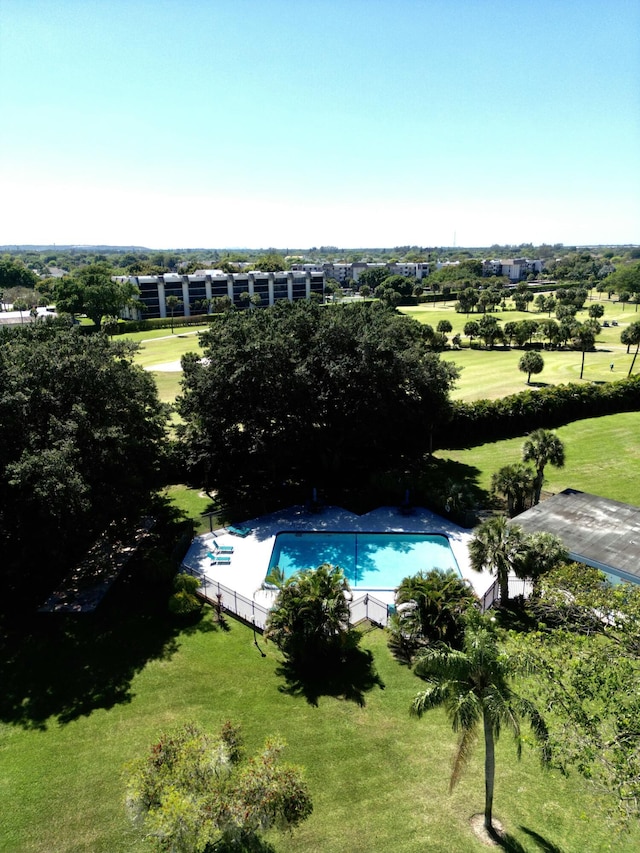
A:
<box><xmin>511</xmin><ymin>489</ymin><xmax>640</xmax><ymax>584</ymax></box>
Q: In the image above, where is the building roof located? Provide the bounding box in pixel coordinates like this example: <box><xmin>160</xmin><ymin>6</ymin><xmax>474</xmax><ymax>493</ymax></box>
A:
<box><xmin>512</xmin><ymin>489</ymin><xmax>640</xmax><ymax>583</ymax></box>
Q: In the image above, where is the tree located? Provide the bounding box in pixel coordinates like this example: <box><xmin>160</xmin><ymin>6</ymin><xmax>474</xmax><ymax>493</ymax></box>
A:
<box><xmin>126</xmin><ymin>721</ymin><xmax>312</xmax><ymax>852</ymax></box>
<box><xmin>516</xmin><ymin>568</ymin><xmax>640</xmax><ymax>823</ymax></box>
<box><xmin>436</xmin><ymin>319</ymin><xmax>453</xmax><ymax>334</ymax></box>
<box><xmin>176</xmin><ymin>301</ymin><xmax>458</xmax><ymax>504</ymax></box>
<box><xmin>468</xmin><ymin>516</ymin><xmax>526</xmax><ymax>606</ymax></box>
<box><xmin>463</xmin><ymin>319</ymin><xmax>480</xmax><ymax>342</ymax></box>
<box><xmin>12</xmin><ymin>297</ymin><xmax>29</xmax><ymax>323</ymax></box>
<box><xmin>0</xmin><ymin>255</ymin><xmax>39</xmax><ymax>291</ymax></box>
<box><xmin>54</xmin><ymin>262</ymin><xmax>139</xmax><ymax>327</ymax></box>
<box><xmin>477</xmin><ymin>314</ymin><xmax>501</xmax><ymax>349</ymax></box>
<box><xmin>518</xmin><ymin>350</ymin><xmax>544</xmax><ymax>384</ymax></box>
<box><xmin>390</xmin><ymin>569</ymin><xmax>476</xmax><ymax>660</ymax></box>
<box><xmin>522</xmin><ymin>428</ymin><xmax>565</xmax><ymax>505</ymax></box>
<box><xmin>411</xmin><ymin>614</ymin><xmax>549</xmax><ymax>835</ymax></box>
<box><xmin>571</xmin><ymin>322</ymin><xmax>597</xmax><ymax>379</ymax></box>
<box><xmin>622</xmin><ymin>320</ymin><xmax>640</xmax><ymax>377</ymax></box>
<box><xmin>264</xmin><ymin>563</ymin><xmax>355</xmax><ymax>668</ymax></box>
<box><xmin>165</xmin><ymin>294</ymin><xmax>183</xmax><ymax>333</ymax></box>
<box><xmin>513</xmin><ymin>532</ymin><xmax>567</xmax><ymax>589</ymax></box>
<box><xmin>491</xmin><ymin>463</ymin><xmax>535</xmax><ymax>517</ymax></box>
<box><xmin>588</xmin><ymin>303</ymin><xmax>605</xmax><ymax>320</ymax></box>
<box><xmin>0</xmin><ymin>322</ymin><xmax>167</xmax><ymax>599</ymax></box>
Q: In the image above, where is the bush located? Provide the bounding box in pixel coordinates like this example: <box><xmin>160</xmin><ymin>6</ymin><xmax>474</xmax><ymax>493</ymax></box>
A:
<box><xmin>438</xmin><ymin>375</ymin><xmax>640</xmax><ymax>448</ymax></box>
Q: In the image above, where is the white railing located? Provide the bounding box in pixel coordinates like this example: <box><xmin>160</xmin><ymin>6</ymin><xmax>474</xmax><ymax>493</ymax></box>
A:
<box><xmin>349</xmin><ymin>593</ymin><xmax>391</xmax><ymax>627</ymax></box>
<box><xmin>181</xmin><ymin>564</ymin><xmax>391</xmax><ymax>630</ymax></box>
<box><xmin>480</xmin><ymin>576</ymin><xmax>532</xmax><ymax>611</ymax></box>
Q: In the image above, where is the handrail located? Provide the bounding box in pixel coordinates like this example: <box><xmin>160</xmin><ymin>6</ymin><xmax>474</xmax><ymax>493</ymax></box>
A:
<box><xmin>181</xmin><ymin>563</ymin><xmax>391</xmax><ymax>630</ymax></box>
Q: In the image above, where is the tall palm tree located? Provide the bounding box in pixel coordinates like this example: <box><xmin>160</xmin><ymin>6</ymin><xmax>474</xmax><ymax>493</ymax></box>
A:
<box><xmin>468</xmin><ymin>516</ymin><xmax>525</xmax><ymax>607</ymax></box>
<box><xmin>522</xmin><ymin>428</ymin><xmax>565</xmax><ymax>505</ymax></box>
<box><xmin>491</xmin><ymin>462</ymin><xmax>535</xmax><ymax>517</ymax></box>
<box><xmin>411</xmin><ymin>615</ymin><xmax>549</xmax><ymax>834</ymax></box>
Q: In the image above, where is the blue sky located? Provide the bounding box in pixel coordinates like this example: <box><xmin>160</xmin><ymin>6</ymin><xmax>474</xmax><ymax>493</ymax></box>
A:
<box><xmin>1</xmin><ymin>0</ymin><xmax>638</xmax><ymax>249</ymax></box>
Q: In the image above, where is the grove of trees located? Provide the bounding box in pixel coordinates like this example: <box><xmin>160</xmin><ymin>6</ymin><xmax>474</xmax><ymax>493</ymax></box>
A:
<box><xmin>0</xmin><ymin>320</ymin><xmax>167</xmax><ymax>598</ymax></box>
<box><xmin>176</xmin><ymin>301</ymin><xmax>459</xmax><ymax>508</ymax></box>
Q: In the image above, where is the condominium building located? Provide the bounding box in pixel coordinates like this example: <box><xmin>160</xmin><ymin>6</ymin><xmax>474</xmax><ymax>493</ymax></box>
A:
<box><xmin>122</xmin><ymin>270</ymin><xmax>325</xmax><ymax>320</ymax></box>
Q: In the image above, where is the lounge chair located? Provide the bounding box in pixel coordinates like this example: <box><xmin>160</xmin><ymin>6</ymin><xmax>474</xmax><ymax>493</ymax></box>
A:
<box><xmin>207</xmin><ymin>551</ymin><xmax>232</xmax><ymax>565</ymax></box>
<box><xmin>227</xmin><ymin>525</ymin><xmax>252</xmax><ymax>538</ymax></box>
<box><xmin>211</xmin><ymin>540</ymin><xmax>234</xmax><ymax>554</ymax></box>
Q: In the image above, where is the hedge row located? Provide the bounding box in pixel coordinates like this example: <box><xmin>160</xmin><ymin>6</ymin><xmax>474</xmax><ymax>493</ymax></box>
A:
<box><xmin>437</xmin><ymin>375</ymin><xmax>640</xmax><ymax>449</ymax></box>
<box><xmin>114</xmin><ymin>314</ymin><xmax>218</xmax><ymax>334</ymax></box>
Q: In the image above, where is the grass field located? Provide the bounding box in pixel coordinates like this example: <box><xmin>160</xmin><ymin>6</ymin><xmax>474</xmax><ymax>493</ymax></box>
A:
<box><xmin>128</xmin><ymin>300</ymin><xmax>639</xmax><ymax>404</ymax></box>
<box><xmin>2</xmin><ymin>607</ymin><xmax>636</xmax><ymax>853</ymax></box>
<box><xmin>3</xmin><ymin>301</ymin><xmax>633</xmax><ymax>853</ymax></box>
<box><xmin>434</xmin><ymin>411</ymin><xmax>640</xmax><ymax>507</ymax></box>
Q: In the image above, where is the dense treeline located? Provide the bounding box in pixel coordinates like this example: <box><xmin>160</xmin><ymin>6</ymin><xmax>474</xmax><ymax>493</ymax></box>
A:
<box><xmin>438</xmin><ymin>375</ymin><xmax>640</xmax><ymax>449</ymax></box>
<box><xmin>0</xmin><ymin>320</ymin><xmax>168</xmax><ymax>600</ymax></box>
<box><xmin>176</xmin><ymin>300</ymin><xmax>458</xmax><ymax>510</ymax></box>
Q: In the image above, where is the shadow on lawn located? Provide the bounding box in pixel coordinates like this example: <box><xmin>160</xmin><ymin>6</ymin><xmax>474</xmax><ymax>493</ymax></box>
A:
<box><xmin>492</xmin><ymin>826</ymin><xmax>565</xmax><ymax>853</ymax></box>
<box><xmin>275</xmin><ymin>646</ymin><xmax>385</xmax><ymax>707</ymax></box>
<box><xmin>0</xmin><ymin>587</ymin><xmax>216</xmax><ymax>730</ymax></box>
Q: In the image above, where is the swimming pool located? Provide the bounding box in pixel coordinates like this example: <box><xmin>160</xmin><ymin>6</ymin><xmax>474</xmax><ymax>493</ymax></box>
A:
<box><xmin>267</xmin><ymin>531</ymin><xmax>460</xmax><ymax>589</ymax></box>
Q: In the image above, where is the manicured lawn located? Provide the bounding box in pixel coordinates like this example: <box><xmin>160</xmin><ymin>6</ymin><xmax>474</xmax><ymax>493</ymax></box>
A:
<box><xmin>435</xmin><ymin>411</ymin><xmax>640</xmax><ymax>506</ymax></box>
<box><xmin>401</xmin><ymin>298</ymin><xmax>639</xmax><ymax>401</ymax></box>
<box><xmin>128</xmin><ymin>330</ymin><xmax>206</xmax><ymax>371</ymax></box>
<box><xmin>162</xmin><ymin>483</ymin><xmax>220</xmax><ymax>534</ymax></box>
<box><xmin>1</xmin><ymin>609</ymin><xmax>636</xmax><ymax>853</ymax></box>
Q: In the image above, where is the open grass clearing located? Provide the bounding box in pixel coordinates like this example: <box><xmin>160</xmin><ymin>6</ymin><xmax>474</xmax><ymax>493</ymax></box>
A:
<box><xmin>1</xmin><ymin>608</ymin><xmax>635</xmax><ymax>853</ymax></box>
<box><xmin>435</xmin><ymin>411</ymin><xmax>640</xmax><ymax>506</ymax></box>
<box><xmin>129</xmin><ymin>331</ymin><xmax>206</xmax><ymax>371</ymax></box>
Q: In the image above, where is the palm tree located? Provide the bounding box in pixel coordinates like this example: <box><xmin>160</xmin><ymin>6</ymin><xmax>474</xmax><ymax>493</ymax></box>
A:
<box><xmin>522</xmin><ymin>428</ymin><xmax>565</xmax><ymax>505</ymax></box>
<box><xmin>491</xmin><ymin>462</ymin><xmax>535</xmax><ymax>517</ymax></box>
<box><xmin>468</xmin><ymin>516</ymin><xmax>525</xmax><ymax>607</ymax></box>
<box><xmin>623</xmin><ymin>320</ymin><xmax>640</xmax><ymax>377</ymax></box>
<box><xmin>165</xmin><ymin>294</ymin><xmax>182</xmax><ymax>333</ymax></box>
<box><xmin>264</xmin><ymin>563</ymin><xmax>353</xmax><ymax>666</ymax></box>
<box><xmin>392</xmin><ymin>570</ymin><xmax>476</xmax><ymax>657</ymax></box>
<box><xmin>411</xmin><ymin>615</ymin><xmax>549</xmax><ymax>835</ymax></box>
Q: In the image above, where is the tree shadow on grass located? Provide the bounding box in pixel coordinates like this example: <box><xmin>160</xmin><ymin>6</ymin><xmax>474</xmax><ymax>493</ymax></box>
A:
<box><xmin>0</xmin><ymin>578</ymin><xmax>218</xmax><ymax>730</ymax></box>
<box><xmin>489</xmin><ymin>826</ymin><xmax>564</xmax><ymax>853</ymax></box>
<box><xmin>274</xmin><ymin>646</ymin><xmax>385</xmax><ymax>707</ymax></box>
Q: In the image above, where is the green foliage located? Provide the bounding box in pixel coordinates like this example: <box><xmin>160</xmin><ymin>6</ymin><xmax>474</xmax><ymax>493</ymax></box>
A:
<box><xmin>491</xmin><ymin>462</ymin><xmax>535</xmax><ymax>517</ymax></box>
<box><xmin>518</xmin><ymin>350</ymin><xmax>544</xmax><ymax>384</ymax></box>
<box><xmin>0</xmin><ymin>321</ymin><xmax>168</xmax><ymax>598</ymax></box>
<box><xmin>468</xmin><ymin>516</ymin><xmax>526</xmax><ymax>606</ymax></box>
<box><xmin>439</xmin><ymin>375</ymin><xmax>640</xmax><ymax>448</ymax></box>
<box><xmin>168</xmin><ymin>573</ymin><xmax>202</xmax><ymax>616</ymax></box>
<box><xmin>514</xmin><ymin>569</ymin><xmax>640</xmax><ymax>824</ymax></box>
<box><xmin>176</xmin><ymin>301</ymin><xmax>458</xmax><ymax>504</ymax></box>
<box><xmin>125</xmin><ymin>721</ymin><xmax>312</xmax><ymax>852</ymax></box>
<box><xmin>411</xmin><ymin>613</ymin><xmax>549</xmax><ymax>832</ymax></box>
<box><xmin>389</xmin><ymin>569</ymin><xmax>476</xmax><ymax>661</ymax></box>
<box><xmin>0</xmin><ymin>254</ymin><xmax>39</xmax><ymax>291</ymax></box>
<box><xmin>54</xmin><ymin>262</ymin><xmax>139</xmax><ymax>326</ymax></box>
<box><xmin>264</xmin><ymin>564</ymin><xmax>356</xmax><ymax>666</ymax></box>
<box><xmin>522</xmin><ymin>428</ymin><xmax>565</xmax><ymax>505</ymax></box>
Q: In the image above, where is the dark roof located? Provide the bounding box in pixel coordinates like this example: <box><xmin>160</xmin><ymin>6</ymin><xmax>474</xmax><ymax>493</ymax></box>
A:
<box><xmin>511</xmin><ymin>489</ymin><xmax>640</xmax><ymax>583</ymax></box>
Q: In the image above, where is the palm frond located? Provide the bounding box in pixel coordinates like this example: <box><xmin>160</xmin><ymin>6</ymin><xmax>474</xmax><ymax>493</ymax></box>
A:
<box><xmin>450</xmin><ymin>725</ymin><xmax>478</xmax><ymax>792</ymax></box>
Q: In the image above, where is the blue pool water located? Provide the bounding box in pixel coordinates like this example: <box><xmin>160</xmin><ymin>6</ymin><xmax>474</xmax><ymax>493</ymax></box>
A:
<box><xmin>267</xmin><ymin>531</ymin><xmax>460</xmax><ymax>589</ymax></box>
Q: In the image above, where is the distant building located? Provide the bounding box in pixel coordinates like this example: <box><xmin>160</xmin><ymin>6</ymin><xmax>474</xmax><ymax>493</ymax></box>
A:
<box><xmin>121</xmin><ymin>270</ymin><xmax>325</xmax><ymax>320</ymax></box>
<box><xmin>482</xmin><ymin>258</ymin><xmax>544</xmax><ymax>281</ymax></box>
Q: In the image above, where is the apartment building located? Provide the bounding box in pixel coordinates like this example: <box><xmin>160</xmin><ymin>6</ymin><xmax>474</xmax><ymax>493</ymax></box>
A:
<box><xmin>123</xmin><ymin>270</ymin><xmax>325</xmax><ymax>320</ymax></box>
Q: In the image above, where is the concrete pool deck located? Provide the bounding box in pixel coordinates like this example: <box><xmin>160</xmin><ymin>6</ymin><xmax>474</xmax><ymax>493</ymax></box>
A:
<box><xmin>182</xmin><ymin>504</ymin><xmax>495</xmax><ymax>609</ymax></box>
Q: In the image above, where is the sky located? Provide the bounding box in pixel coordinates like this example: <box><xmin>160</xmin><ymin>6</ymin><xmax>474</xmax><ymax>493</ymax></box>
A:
<box><xmin>1</xmin><ymin>0</ymin><xmax>639</xmax><ymax>250</ymax></box>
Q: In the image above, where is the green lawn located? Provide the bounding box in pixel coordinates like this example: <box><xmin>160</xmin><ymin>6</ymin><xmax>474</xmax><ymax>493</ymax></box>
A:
<box><xmin>435</xmin><ymin>411</ymin><xmax>640</xmax><ymax>506</ymax></box>
<box><xmin>401</xmin><ymin>298</ymin><xmax>639</xmax><ymax>401</ymax></box>
<box><xmin>1</xmin><ymin>609</ymin><xmax>635</xmax><ymax>853</ymax></box>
